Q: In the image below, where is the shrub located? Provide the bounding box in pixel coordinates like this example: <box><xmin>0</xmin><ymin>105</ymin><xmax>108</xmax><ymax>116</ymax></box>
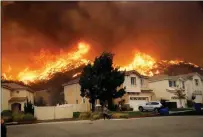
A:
<box><xmin>121</xmin><ymin>104</ymin><xmax>133</xmax><ymax>111</ymax></box>
<box><xmin>90</xmin><ymin>112</ymin><xmax>102</xmax><ymax>120</ymax></box>
<box><xmin>23</xmin><ymin>113</ymin><xmax>36</xmax><ymax>121</ymax></box>
<box><xmin>1</xmin><ymin>110</ymin><xmax>13</xmax><ymax>123</ymax></box>
<box><xmin>187</xmin><ymin>100</ymin><xmax>193</xmax><ymax>108</ymax></box>
<box><xmin>79</xmin><ymin>112</ymin><xmax>91</xmax><ymax>120</ymax></box>
<box><xmin>12</xmin><ymin>113</ymin><xmax>24</xmax><ymax>122</ymax></box>
<box><xmin>73</xmin><ymin>112</ymin><xmax>80</xmax><ymax>119</ymax></box>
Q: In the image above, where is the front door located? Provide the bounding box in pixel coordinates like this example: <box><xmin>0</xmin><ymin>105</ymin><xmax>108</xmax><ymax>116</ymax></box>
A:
<box><xmin>11</xmin><ymin>103</ymin><xmax>21</xmax><ymax>112</ymax></box>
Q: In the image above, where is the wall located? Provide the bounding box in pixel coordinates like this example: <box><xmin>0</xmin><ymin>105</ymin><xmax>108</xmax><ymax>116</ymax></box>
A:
<box><xmin>185</xmin><ymin>74</ymin><xmax>203</xmax><ymax>103</ymax></box>
<box><xmin>34</xmin><ymin>90</ymin><xmax>52</xmax><ymax>106</ymax></box>
<box><xmin>64</xmin><ymin>83</ymin><xmax>90</xmax><ymax>109</ymax></box>
<box><xmin>123</xmin><ymin>74</ymin><xmax>141</xmax><ymax>92</ymax></box>
<box><xmin>149</xmin><ymin>80</ymin><xmax>172</xmax><ymax>100</ymax></box>
<box><xmin>34</xmin><ymin>104</ymin><xmax>88</xmax><ymax>120</ymax></box>
<box><xmin>10</xmin><ymin>89</ymin><xmax>34</xmax><ymax>103</ymax></box>
<box><xmin>1</xmin><ymin>87</ymin><xmax>11</xmax><ymax>110</ymax></box>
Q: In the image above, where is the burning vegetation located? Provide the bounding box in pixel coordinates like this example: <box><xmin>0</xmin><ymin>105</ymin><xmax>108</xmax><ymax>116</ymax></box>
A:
<box><xmin>2</xmin><ymin>41</ymin><xmax>203</xmax><ymax>85</ymax></box>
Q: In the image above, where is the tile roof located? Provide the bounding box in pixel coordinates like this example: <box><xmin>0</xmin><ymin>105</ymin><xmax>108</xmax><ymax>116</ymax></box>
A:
<box><xmin>1</xmin><ymin>82</ymin><xmax>34</xmax><ymax>93</ymax></box>
<box><xmin>62</xmin><ymin>77</ymin><xmax>80</xmax><ymax>86</ymax></box>
<box><xmin>149</xmin><ymin>72</ymin><xmax>203</xmax><ymax>82</ymax></box>
<box><xmin>8</xmin><ymin>97</ymin><xmax>27</xmax><ymax>102</ymax></box>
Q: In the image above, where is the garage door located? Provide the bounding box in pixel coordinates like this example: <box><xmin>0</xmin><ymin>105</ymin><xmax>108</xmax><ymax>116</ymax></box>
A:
<box><xmin>129</xmin><ymin>97</ymin><xmax>148</xmax><ymax>111</ymax></box>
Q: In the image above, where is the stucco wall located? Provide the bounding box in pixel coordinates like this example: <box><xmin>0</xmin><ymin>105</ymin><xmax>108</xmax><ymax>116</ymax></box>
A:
<box><xmin>10</xmin><ymin>89</ymin><xmax>34</xmax><ymax>103</ymax></box>
<box><xmin>34</xmin><ymin>104</ymin><xmax>88</xmax><ymax>120</ymax></box>
<box><xmin>185</xmin><ymin>74</ymin><xmax>203</xmax><ymax>103</ymax></box>
<box><xmin>1</xmin><ymin>88</ymin><xmax>11</xmax><ymax>110</ymax></box>
<box><xmin>64</xmin><ymin>83</ymin><xmax>90</xmax><ymax>109</ymax></box>
<box><xmin>123</xmin><ymin>74</ymin><xmax>141</xmax><ymax>92</ymax></box>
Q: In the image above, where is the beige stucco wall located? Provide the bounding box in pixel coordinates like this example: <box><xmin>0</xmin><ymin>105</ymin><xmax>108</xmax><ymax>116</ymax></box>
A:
<box><xmin>10</xmin><ymin>89</ymin><xmax>34</xmax><ymax>103</ymax></box>
<box><xmin>123</xmin><ymin>74</ymin><xmax>142</xmax><ymax>92</ymax></box>
<box><xmin>64</xmin><ymin>83</ymin><xmax>90</xmax><ymax>110</ymax></box>
<box><xmin>185</xmin><ymin>74</ymin><xmax>203</xmax><ymax>103</ymax></box>
<box><xmin>34</xmin><ymin>90</ymin><xmax>52</xmax><ymax>105</ymax></box>
<box><xmin>34</xmin><ymin>104</ymin><xmax>88</xmax><ymax>120</ymax></box>
<box><xmin>149</xmin><ymin>80</ymin><xmax>172</xmax><ymax>101</ymax></box>
<box><xmin>1</xmin><ymin>88</ymin><xmax>11</xmax><ymax>110</ymax></box>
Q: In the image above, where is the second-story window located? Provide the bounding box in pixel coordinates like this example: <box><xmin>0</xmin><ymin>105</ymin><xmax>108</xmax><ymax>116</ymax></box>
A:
<box><xmin>131</xmin><ymin>77</ymin><xmax>136</xmax><ymax>85</ymax></box>
<box><xmin>195</xmin><ymin>79</ymin><xmax>199</xmax><ymax>86</ymax></box>
<box><xmin>169</xmin><ymin>80</ymin><xmax>176</xmax><ymax>87</ymax></box>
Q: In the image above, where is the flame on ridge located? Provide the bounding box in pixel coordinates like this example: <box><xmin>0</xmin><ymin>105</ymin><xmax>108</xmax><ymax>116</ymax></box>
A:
<box><xmin>2</xmin><ymin>41</ymin><xmax>202</xmax><ymax>84</ymax></box>
<box><xmin>2</xmin><ymin>42</ymin><xmax>90</xmax><ymax>84</ymax></box>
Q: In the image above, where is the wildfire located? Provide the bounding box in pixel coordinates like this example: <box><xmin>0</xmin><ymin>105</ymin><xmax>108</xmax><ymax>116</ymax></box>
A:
<box><xmin>2</xmin><ymin>42</ymin><xmax>90</xmax><ymax>84</ymax></box>
<box><xmin>2</xmin><ymin>41</ymin><xmax>202</xmax><ymax>84</ymax></box>
<box><xmin>119</xmin><ymin>52</ymin><xmax>157</xmax><ymax>76</ymax></box>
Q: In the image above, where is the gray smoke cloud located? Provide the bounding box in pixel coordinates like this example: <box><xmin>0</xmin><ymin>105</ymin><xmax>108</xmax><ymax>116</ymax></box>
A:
<box><xmin>2</xmin><ymin>1</ymin><xmax>203</xmax><ymax>69</ymax></box>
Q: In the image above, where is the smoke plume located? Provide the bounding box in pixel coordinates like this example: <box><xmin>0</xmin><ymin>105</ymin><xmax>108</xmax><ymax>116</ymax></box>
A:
<box><xmin>2</xmin><ymin>2</ymin><xmax>203</xmax><ymax>73</ymax></box>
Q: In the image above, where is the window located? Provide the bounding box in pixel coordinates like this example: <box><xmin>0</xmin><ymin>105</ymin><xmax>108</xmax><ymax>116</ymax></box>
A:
<box><xmin>151</xmin><ymin>102</ymin><xmax>159</xmax><ymax>105</ymax></box>
<box><xmin>169</xmin><ymin>80</ymin><xmax>177</xmax><ymax>87</ymax></box>
<box><xmin>182</xmin><ymin>81</ymin><xmax>185</xmax><ymax>89</ymax></box>
<box><xmin>141</xmin><ymin>79</ymin><xmax>143</xmax><ymax>85</ymax></box>
<box><xmin>131</xmin><ymin>77</ymin><xmax>136</xmax><ymax>85</ymax></box>
<box><xmin>146</xmin><ymin>102</ymin><xmax>151</xmax><ymax>105</ymax></box>
<box><xmin>169</xmin><ymin>80</ymin><xmax>173</xmax><ymax>87</ymax></box>
<box><xmin>195</xmin><ymin>79</ymin><xmax>199</xmax><ymax>86</ymax></box>
<box><xmin>76</xmin><ymin>100</ymin><xmax>78</xmax><ymax>104</ymax></box>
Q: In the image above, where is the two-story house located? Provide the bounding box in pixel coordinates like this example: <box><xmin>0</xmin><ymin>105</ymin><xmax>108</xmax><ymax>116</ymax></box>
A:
<box><xmin>114</xmin><ymin>71</ymin><xmax>154</xmax><ymax>111</ymax></box>
<box><xmin>1</xmin><ymin>82</ymin><xmax>34</xmax><ymax>112</ymax></box>
<box><xmin>148</xmin><ymin>72</ymin><xmax>203</xmax><ymax>108</ymax></box>
<box><xmin>62</xmin><ymin>70</ymin><xmax>153</xmax><ymax>111</ymax></box>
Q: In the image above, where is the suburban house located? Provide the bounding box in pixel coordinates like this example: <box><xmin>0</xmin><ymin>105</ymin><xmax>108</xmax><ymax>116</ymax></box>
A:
<box><xmin>62</xmin><ymin>78</ymin><xmax>91</xmax><ymax>110</ymax></box>
<box><xmin>148</xmin><ymin>72</ymin><xmax>203</xmax><ymax>108</ymax></box>
<box><xmin>114</xmin><ymin>71</ymin><xmax>154</xmax><ymax>111</ymax></box>
<box><xmin>62</xmin><ymin>70</ymin><xmax>154</xmax><ymax>111</ymax></box>
<box><xmin>1</xmin><ymin>82</ymin><xmax>34</xmax><ymax>112</ymax></box>
<box><xmin>34</xmin><ymin>89</ymin><xmax>52</xmax><ymax>106</ymax></box>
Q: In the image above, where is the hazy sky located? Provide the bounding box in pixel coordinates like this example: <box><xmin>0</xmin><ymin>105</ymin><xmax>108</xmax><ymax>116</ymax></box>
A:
<box><xmin>2</xmin><ymin>1</ymin><xmax>203</xmax><ymax>73</ymax></box>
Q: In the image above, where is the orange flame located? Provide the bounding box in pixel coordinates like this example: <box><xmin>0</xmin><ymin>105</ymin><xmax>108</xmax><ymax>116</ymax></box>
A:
<box><xmin>119</xmin><ymin>52</ymin><xmax>157</xmax><ymax>76</ymax></box>
<box><xmin>3</xmin><ymin>42</ymin><xmax>90</xmax><ymax>84</ymax></box>
<box><xmin>2</xmin><ymin>41</ymin><xmax>202</xmax><ymax>84</ymax></box>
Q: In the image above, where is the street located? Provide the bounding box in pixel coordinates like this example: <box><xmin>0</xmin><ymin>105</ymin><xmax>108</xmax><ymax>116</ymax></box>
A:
<box><xmin>8</xmin><ymin>116</ymin><xmax>203</xmax><ymax>137</ymax></box>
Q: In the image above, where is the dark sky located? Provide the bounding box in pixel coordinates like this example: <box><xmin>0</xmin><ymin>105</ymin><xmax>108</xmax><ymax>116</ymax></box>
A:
<box><xmin>2</xmin><ymin>1</ymin><xmax>203</xmax><ymax>72</ymax></box>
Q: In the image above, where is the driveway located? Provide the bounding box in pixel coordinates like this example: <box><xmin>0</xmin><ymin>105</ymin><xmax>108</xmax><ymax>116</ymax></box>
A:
<box><xmin>8</xmin><ymin>116</ymin><xmax>203</xmax><ymax>137</ymax></box>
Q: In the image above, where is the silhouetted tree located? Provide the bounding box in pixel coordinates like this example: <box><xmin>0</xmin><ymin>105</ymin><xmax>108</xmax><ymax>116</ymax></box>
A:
<box><xmin>79</xmin><ymin>52</ymin><xmax>126</xmax><ymax>111</ymax></box>
<box><xmin>24</xmin><ymin>99</ymin><xmax>34</xmax><ymax>115</ymax></box>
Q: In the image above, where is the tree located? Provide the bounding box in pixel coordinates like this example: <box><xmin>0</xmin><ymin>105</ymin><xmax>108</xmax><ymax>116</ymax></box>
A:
<box><xmin>79</xmin><ymin>52</ymin><xmax>126</xmax><ymax>111</ymax></box>
<box><xmin>79</xmin><ymin>64</ymin><xmax>99</xmax><ymax>112</ymax></box>
<box><xmin>24</xmin><ymin>99</ymin><xmax>34</xmax><ymax>115</ymax></box>
<box><xmin>174</xmin><ymin>88</ymin><xmax>186</xmax><ymax>108</ymax></box>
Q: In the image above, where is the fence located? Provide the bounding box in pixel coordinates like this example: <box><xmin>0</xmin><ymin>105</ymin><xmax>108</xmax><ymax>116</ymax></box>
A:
<box><xmin>34</xmin><ymin>104</ymin><xmax>89</xmax><ymax>120</ymax></box>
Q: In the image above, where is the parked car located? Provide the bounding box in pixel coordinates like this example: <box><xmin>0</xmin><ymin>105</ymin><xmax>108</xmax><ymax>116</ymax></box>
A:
<box><xmin>138</xmin><ymin>101</ymin><xmax>162</xmax><ymax>112</ymax></box>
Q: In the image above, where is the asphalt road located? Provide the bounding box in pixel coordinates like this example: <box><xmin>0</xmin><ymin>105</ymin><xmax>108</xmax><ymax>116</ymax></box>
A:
<box><xmin>8</xmin><ymin>116</ymin><xmax>203</xmax><ymax>137</ymax></box>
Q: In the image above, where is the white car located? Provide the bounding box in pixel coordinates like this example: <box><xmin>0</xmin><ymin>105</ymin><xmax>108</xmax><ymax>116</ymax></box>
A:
<box><xmin>138</xmin><ymin>101</ymin><xmax>162</xmax><ymax>112</ymax></box>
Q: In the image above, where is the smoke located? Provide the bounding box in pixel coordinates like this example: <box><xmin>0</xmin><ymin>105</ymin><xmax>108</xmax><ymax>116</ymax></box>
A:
<box><xmin>2</xmin><ymin>1</ymin><xmax>203</xmax><ymax>72</ymax></box>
